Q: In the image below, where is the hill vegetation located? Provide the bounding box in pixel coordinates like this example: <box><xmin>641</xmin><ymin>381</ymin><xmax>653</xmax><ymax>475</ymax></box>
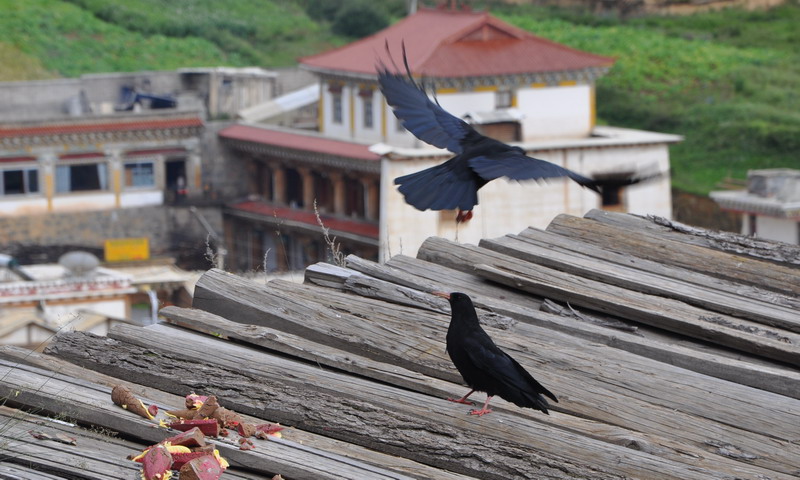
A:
<box><xmin>0</xmin><ymin>0</ymin><xmax>797</xmax><ymax>194</ymax></box>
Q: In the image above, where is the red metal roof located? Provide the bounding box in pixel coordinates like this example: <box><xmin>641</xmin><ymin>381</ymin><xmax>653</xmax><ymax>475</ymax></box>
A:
<box><xmin>300</xmin><ymin>7</ymin><xmax>614</xmax><ymax>77</ymax></box>
<box><xmin>219</xmin><ymin>124</ymin><xmax>380</xmax><ymax>162</ymax></box>
<box><xmin>229</xmin><ymin>201</ymin><xmax>379</xmax><ymax>239</ymax></box>
<box><xmin>0</xmin><ymin>116</ymin><xmax>203</xmax><ymax>138</ymax></box>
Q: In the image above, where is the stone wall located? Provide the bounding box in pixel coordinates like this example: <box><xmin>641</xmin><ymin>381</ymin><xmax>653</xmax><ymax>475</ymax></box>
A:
<box><xmin>0</xmin><ymin>205</ymin><xmax>223</xmax><ymax>268</ymax></box>
<box><xmin>672</xmin><ymin>189</ymin><xmax>741</xmax><ymax>233</ymax></box>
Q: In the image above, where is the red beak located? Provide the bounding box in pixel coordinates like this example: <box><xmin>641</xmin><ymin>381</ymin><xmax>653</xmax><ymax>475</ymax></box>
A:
<box><xmin>432</xmin><ymin>291</ymin><xmax>450</xmax><ymax>299</ymax></box>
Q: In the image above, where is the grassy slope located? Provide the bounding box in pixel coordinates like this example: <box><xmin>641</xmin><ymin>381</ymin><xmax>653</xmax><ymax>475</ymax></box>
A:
<box><xmin>0</xmin><ymin>0</ymin><xmax>342</xmax><ymax>77</ymax></box>
<box><xmin>1</xmin><ymin>0</ymin><xmax>797</xmax><ymax>194</ymax></box>
<box><xmin>495</xmin><ymin>3</ymin><xmax>800</xmax><ymax>194</ymax></box>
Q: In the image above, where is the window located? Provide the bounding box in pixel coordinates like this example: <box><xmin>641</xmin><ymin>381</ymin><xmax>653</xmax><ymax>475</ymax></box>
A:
<box><xmin>359</xmin><ymin>87</ymin><xmax>374</xmax><ymax>129</ymax></box>
<box><xmin>332</xmin><ymin>92</ymin><xmax>343</xmax><ymax>124</ymax></box>
<box><xmin>56</xmin><ymin>163</ymin><xmax>108</xmax><ymax>193</ymax></box>
<box><xmin>363</xmin><ymin>97</ymin><xmax>374</xmax><ymax>129</ymax></box>
<box><xmin>124</xmin><ymin>161</ymin><xmax>155</xmax><ymax>188</ymax></box>
<box><xmin>1</xmin><ymin>168</ymin><xmax>39</xmax><ymax>195</ymax></box>
<box><xmin>496</xmin><ymin>89</ymin><xmax>513</xmax><ymax>109</ymax></box>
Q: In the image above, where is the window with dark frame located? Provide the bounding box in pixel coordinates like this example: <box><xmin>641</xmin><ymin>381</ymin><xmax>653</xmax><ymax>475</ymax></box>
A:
<box><xmin>56</xmin><ymin>163</ymin><xmax>108</xmax><ymax>193</ymax></box>
<box><xmin>1</xmin><ymin>168</ymin><xmax>39</xmax><ymax>195</ymax></box>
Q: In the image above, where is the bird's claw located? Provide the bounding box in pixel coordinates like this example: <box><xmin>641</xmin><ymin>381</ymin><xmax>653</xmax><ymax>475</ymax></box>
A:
<box><xmin>468</xmin><ymin>408</ymin><xmax>493</xmax><ymax>416</ymax></box>
<box><xmin>446</xmin><ymin>397</ymin><xmax>474</xmax><ymax>406</ymax></box>
<box><xmin>455</xmin><ymin>209</ymin><xmax>473</xmax><ymax>223</ymax></box>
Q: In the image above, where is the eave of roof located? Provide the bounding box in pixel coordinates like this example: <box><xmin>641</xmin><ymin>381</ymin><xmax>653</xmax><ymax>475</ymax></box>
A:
<box><xmin>0</xmin><ymin>116</ymin><xmax>203</xmax><ymax>139</ymax></box>
<box><xmin>226</xmin><ymin>201</ymin><xmax>379</xmax><ymax>243</ymax></box>
<box><xmin>299</xmin><ymin>7</ymin><xmax>614</xmax><ymax>78</ymax></box>
<box><xmin>710</xmin><ymin>190</ymin><xmax>800</xmax><ymax>219</ymax></box>
<box><xmin>219</xmin><ymin>124</ymin><xmax>380</xmax><ymax>163</ymax></box>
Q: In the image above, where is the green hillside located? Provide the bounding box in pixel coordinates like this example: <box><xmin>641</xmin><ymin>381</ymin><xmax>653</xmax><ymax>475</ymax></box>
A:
<box><xmin>1</xmin><ymin>0</ymin><xmax>798</xmax><ymax>194</ymax></box>
<box><xmin>493</xmin><ymin>1</ymin><xmax>800</xmax><ymax>195</ymax></box>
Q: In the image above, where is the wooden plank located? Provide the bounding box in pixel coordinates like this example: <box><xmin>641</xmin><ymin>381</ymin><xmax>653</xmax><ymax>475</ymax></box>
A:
<box><xmin>515</xmin><ymin>226</ymin><xmax>800</xmax><ymax>311</ymax></box>
<box><xmin>0</xmin><ymin>407</ymin><xmax>140</xmax><ymax>480</ymax></box>
<box><xmin>584</xmin><ymin>209</ymin><xmax>800</xmax><ymax>267</ymax></box>
<box><xmin>546</xmin><ymin>213</ymin><xmax>800</xmax><ymax>296</ymax></box>
<box><xmin>193</xmin><ymin>268</ymin><xmax>459</xmax><ymax>383</ymax></box>
<box><xmin>418</xmin><ymin>236</ymin><xmax>800</xmax><ymax>366</ymax></box>
<box><xmin>192</xmin><ymin>269</ymin><xmax>800</xmax><ymax>449</ymax></box>
<box><xmin>0</xmin><ymin>346</ymin><xmax>476</xmax><ymax>480</ymax></box>
<box><xmin>0</xmin><ymin>463</ymin><xmax>66</xmax><ymax>480</ymax></box>
<box><xmin>48</xmin><ymin>325</ymin><xmax>797</xmax><ymax>480</ymax></box>
<box><xmin>480</xmin><ymin>233</ymin><xmax>800</xmax><ymax>332</ymax></box>
<box><xmin>159</xmin><ymin>305</ymin><xmax>450</xmax><ymax>399</ymax></box>
<box><xmin>320</xmin><ymin>254</ymin><xmax>800</xmax><ymax>399</ymax></box>
<box><xmin>0</xmin><ymin>359</ymin><xmax>420</xmax><ymax>480</ymax></box>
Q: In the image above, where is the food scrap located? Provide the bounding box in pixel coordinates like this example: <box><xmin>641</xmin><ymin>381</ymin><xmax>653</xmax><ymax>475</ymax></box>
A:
<box><xmin>113</xmin><ymin>388</ymin><xmax>283</xmax><ymax>479</ymax></box>
<box><xmin>111</xmin><ymin>385</ymin><xmax>156</xmax><ymax>420</ymax></box>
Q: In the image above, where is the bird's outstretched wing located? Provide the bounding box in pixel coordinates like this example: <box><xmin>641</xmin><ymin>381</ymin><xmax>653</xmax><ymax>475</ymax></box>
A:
<box><xmin>377</xmin><ymin>51</ymin><xmax>474</xmax><ymax>154</ymax></box>
<box><xmin>464</xmin><ymin>334</ymin><xmax>558</xmax><ymax>403</ymax></box>
<box><xmin>395</xmin><ymin>157</ymin><xmax>479</xmax><ymax>211</ymax></box>
<box><xmin>469</xmin><ymin>151</ymin><xmax>600</xmax><ymax>193</ymax></box>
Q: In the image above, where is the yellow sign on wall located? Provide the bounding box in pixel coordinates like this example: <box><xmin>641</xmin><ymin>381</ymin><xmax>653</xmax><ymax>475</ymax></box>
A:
<box><xmin>104</xmin><ymin>237</ymin><xmax>150</xmax><ymax>262</ymax></box>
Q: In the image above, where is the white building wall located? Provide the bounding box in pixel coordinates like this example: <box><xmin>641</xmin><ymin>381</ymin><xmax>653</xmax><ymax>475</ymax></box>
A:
<box><xmin>0</xmin><ymin>197</ymin><xmax>49</xmax><ymax>215</ymax></box>
<box><xmin>517</xmin><ymin>85</ymin><xmax>591</xmax><ymax>140</ymax></box>
<box><xmin>52</xmin><ymin>192</ymin><xmax>117</xmax><ymax>212</ymax></box>
<box><xmin>380</xmin><ymin>142</ymin><xmax>673</xmax><ymax>260</ymax></box>
<box><xmin>120</xmin><ymin>190</ymin><xmax>163</xmax><ymax>208</ymax></box>
<box><xmin>755</xmin><ymin>216</ymin><xmax>797</xmax><ymax>244</ymax></box>
<box><xmin>436</xmin><ymin>90</ymin><xmax>496</xmax><ymax>120</ymax></box>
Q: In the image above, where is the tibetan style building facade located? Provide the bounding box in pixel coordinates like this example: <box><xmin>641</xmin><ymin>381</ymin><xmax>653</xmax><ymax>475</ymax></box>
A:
<box><xmin>220</xmin><ymin>5</ymin><xmax>681</xmax><ymax>269</ymax></box>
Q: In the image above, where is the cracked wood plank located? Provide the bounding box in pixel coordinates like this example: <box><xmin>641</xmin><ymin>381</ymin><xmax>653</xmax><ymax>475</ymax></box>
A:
<box><xmin>46</xmin><ymin>324</ymin><xmax>795</xmax><ymax>480</ymax></box>
<box><xmin>0</xmin><ymin>346</ymin><xmax>474</xmax><ymax>480</ymax></box>
<box><xmin>481</xmin><ymin>233</ymin><xmax>800</xmax><ymax>332</ymax></box>
<box><xmin>546</xmin><ymin>213</ymin><xmax>799</xmax><ymax>297</ymax></box>
<box><xmin>417</xmin><ymin>236</ymin><xmax>800</xmax><ymax>366</ymax></box>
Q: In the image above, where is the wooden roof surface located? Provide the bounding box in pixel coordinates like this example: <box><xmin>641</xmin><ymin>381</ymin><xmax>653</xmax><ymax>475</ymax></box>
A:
<box><xmin>1</xmin><ymin>209</ymin><xmax>799</xmax><ymax>479</ymax></box>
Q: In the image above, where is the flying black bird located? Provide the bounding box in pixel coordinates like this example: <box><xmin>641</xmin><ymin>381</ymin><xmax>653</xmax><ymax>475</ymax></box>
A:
<box><xmin>434</xmin><ymin>291</ymin><xmax>557</xmax><ymax>416</ymax></box>
<box><xmin>377</xmin><ymin>45</ymin><xmax>599</xmax><ymax>223</ymax></box>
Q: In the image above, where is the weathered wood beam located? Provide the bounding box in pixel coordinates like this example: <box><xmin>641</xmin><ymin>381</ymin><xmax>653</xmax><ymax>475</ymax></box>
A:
<box><xmin>313</xmin><ymin>254</ymin><xmax>800</xmax><ymax>399</ymax></box>
<box><xmin>46</xmin><ymin>326</ymin><xmax>794</xmax><ymax>480</ymax></box>
<box><xmin>480</xmin><ymin>233</ymin><xmax>800</xmax><ymax>331</ymax></box>
<box><xmin>515</xmin><ymin>226</ymin><xmax>800</xmax><ymax>310</ymax></box>
<box><xmin>546</xmin><ymin>213</ymin><xmax>799</xmax><ymax>296</ymax></box>
<box><xmin>0</xmin><ymin>359</ymin><xmax>417</xmax><ymax>480</ymax></box>
<box><xmin>417</xmin><ymin>237</ymin><xmax>800</xmax><ymax>366</ymax></box>
<box><xmin>585</xmin><ymin>209</ymin><xmax>800</xmax><ymax>267</ymax></box>
<box><xmin>0</xmin><ymin>345</ymin><xmax>474</xmax><ymax>480</ymax></box>
<box><xmin>190</xmin><ymin>269</ymin><xmax>800</xmax><ymax>469</ymax></box>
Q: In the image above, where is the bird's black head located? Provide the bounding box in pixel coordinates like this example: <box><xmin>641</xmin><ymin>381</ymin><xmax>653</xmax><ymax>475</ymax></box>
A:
<box><xmin>434</xmin><ymin>292</ymin><xmax>480</xmax><ymax>328</ymax></box>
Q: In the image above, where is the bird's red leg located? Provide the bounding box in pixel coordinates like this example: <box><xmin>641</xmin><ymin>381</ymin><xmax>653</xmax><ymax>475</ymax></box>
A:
<box><xmin>455</xmin><ymin>209</ymin><xmax>473</xmax><ymax>223</ymax></box>
<box><xmin>469</xmin><ymin>396</ymin><xmax>494</xmax><ymax>416</ymax></box>
<box><xmin>447</xmin><ymin>389</ymin><xmax>475</xmax><ymax>405</ymax></box>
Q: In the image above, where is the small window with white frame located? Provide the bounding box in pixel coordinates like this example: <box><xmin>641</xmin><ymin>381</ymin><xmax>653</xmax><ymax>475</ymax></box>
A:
<box><xmin>1</xmin><ymin>167</ymin><xmax>39</xmax><ymax>196</ymax></box>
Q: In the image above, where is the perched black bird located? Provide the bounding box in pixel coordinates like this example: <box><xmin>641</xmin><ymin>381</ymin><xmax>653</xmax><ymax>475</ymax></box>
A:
<box><xmin>378</xmin><ymin>45</ymin><xmax>599</xmax><ymax>223</ymax></box>
<box><xmin>434</xmin><ymin>291</ymin><xmax>557</xmax><ymax>416</ymax></box>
